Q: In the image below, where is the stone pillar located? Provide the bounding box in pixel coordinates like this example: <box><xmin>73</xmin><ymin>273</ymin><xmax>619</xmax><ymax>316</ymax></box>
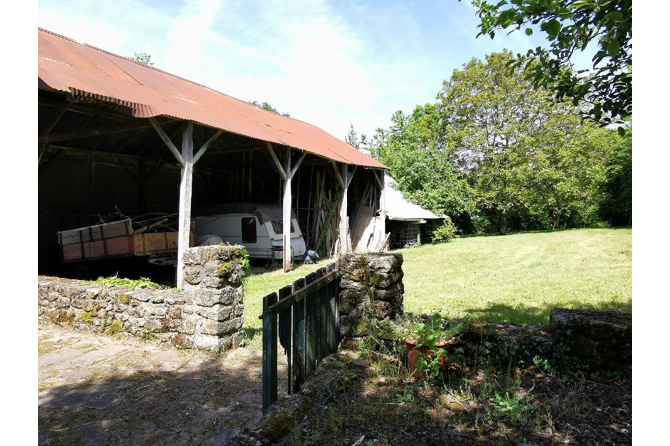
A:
<box><xmin>338</xmin><ymin>252</ymin><xmax>404</xmax><ymax>339</ymax></box>
<box><xmin>182</xmin><ymin>245</ymin><xmax>246</xmax><ymax>352</ymax></box>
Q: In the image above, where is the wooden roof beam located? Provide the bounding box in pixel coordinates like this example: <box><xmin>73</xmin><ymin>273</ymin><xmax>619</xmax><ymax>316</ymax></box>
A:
<box><xmin>39</xmin><ymin>117</ymin><xmax>179</xmax><ymax>144</ymax></box>
<box><xmin>39</xmin><ymin>97</ymin><xmax>132</xmax><ymax>122</ymax></box>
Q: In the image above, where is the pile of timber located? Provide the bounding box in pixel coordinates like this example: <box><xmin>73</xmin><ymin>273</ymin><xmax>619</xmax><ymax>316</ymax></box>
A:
<box><xmin>310</xmin><ymin>171</ymin><xmax>342</xmax><ymax>257</ymax></box>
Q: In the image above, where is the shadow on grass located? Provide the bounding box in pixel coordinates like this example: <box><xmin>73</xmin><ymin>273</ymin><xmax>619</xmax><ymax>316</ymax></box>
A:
<box><xmin>242</xmin><ymin>327</ymin><xmax>263</xmax><ymax>342</ymax></box>
<box><xmin>39</xmin><ymin>353</ymin><xmax>275</xmax><ymax>445</ymax></box>
<box><xmin>450</xmin><ymin>225</ymin><xmax>632</xmax><ymax>240</ymax></box>
<box><xmin>464</xmin><ymin>298</ymin><xmax>633</xmax><ymax>326</ymax></box>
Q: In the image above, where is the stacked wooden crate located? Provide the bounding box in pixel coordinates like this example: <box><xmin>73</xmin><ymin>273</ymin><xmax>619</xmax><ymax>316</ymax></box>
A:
<box><xmin>58</xmin><ymin>219</ymin><xmax>135</xmax><ymax>263</ymax></box>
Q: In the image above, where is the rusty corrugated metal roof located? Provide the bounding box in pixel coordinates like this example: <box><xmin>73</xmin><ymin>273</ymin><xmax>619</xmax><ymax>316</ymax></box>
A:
<box><xmin>38</xmin><ymin>28</ymin><xmax>388</xmax><ymax>169</ymax></box>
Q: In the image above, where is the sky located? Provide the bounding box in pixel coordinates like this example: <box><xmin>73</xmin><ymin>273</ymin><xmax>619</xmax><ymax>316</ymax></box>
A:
<box><xmin>36</xmin><ymin>0</ymin><xmax>598</xmax><ymax>142</ymax></box>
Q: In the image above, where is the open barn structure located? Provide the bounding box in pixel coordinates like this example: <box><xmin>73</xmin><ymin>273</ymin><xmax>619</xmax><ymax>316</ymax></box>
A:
<box><xmin>38</xmin><ymin>28</ymin><xmax>389</xmax><ymax>286</ymax></box>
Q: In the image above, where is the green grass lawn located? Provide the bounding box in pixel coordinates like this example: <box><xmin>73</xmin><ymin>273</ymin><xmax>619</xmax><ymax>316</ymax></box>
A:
<box><xmin>243</xmin><ymin>262</ymin><xmax>325</xmax><ymax>332</ymax></box>
<box><xmin>242</xmin><ymin>227</ymin><xmax>632</xmax><ymax>340</ymax></box>
<box><xmin>398</xmin><ymin>227</ymin><xmax>632</xmax><ymax>325</ymax></box>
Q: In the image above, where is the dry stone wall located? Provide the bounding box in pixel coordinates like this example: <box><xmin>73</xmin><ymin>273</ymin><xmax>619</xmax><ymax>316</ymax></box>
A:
<box><xmin>38</xmin><ymin>245</ymin><xmax>245</xmax><ymax>352</ymax></box>
<box><xmin>550</xmin><ymin>308</ymin><xmax>632</xmax><ymax>371</ymax></box>
<box><xmin>338</xmin><ymin>252</ymin><xmax>404</xmax><ymax>339</ymax></box>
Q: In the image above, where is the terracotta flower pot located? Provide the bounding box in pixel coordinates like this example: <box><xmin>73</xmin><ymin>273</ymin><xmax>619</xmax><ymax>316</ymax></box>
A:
<box><xmin>405</xmin><ymin>339</ymin><xmax>449</xmax><ymax>380</ymax></box>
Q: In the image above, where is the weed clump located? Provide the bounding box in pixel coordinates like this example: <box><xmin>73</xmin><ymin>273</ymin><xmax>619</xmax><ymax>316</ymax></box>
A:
<box><xmin>79</xmin><ymin>310</ymin><xmax>96</xmax><ymax>323</ymax></box>
<box><xmin>94</xmin><ymin>273</ymin><xmax>167</xmax><ymax>290</ymax></box>
<box><xmin>106</xmin><ymin>320</ymin><xmax>123</xmax><ymax>337</ymax></box>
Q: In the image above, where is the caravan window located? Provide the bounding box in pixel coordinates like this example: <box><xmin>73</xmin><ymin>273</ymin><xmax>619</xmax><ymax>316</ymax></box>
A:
<box><xmin>241</xmin><ymin>217</ymin><xmax>257</xmax><ymax>243</ymax></box>
<box><xmin>270</xmin><ymin>220</ymin><xmax>295</xmax><ymax>235</ymax></box>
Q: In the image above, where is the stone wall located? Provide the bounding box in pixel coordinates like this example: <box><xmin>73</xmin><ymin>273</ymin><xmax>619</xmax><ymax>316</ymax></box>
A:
<box><xmin>38</xmin><ymin>245</ymin><xmax>245</xmax><ymax>352</ymax></box>
<box><xmin>339</xmin><ymin>252</ymin><xmax>404</xmax><ymax>339</ymax></box>
<box><xmin>550</xmin><ymin>308</ymin><xmax>632</xmax><ymax>371</ymax></box>
<box><xmin>456</xmin><ymin>308</ymin><xmax>632</xmax><ymax>372</ymax></box>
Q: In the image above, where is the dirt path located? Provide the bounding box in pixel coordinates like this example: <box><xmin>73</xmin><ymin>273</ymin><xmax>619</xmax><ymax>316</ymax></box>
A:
<box><xmin>38</xmin><ymin>322</ymin><xmax>286</xmax><ymax>445</ymax></box>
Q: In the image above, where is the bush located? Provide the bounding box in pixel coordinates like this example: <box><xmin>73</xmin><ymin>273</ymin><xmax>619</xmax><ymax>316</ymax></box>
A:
<box><xmin>432</xmin><ymin>219</ymin><xmax>458</xmax><ymax>243</ymax></box>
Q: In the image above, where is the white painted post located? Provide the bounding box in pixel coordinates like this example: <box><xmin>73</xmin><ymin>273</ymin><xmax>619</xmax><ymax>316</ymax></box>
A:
<box><xmin>267</xmin><ymin>144</ymin><xmax>306</xmax><ymax>273</ymax></box>
<box><xmin>339</xmin><ymin>164</ymin><xmax>349</xmax><ymax>254</ymax></box>
<box><xmin>151</xmin><ymin>119</ymin><xmax>221</xmax><ymax>287</ymax></box>
<box><xmin>282</xmin><ymin>151</ymin><xmax>292</xmax><ymax>272</ymax></box>
<box><xmin>379</xmin><ymin>171</ymin><xmax>386</xmax><ymax>250</ymax></box>
<box><xmin>176</xmin><ymin>123</ymin><xmax>194</xmax><ymax>289</ymax></box>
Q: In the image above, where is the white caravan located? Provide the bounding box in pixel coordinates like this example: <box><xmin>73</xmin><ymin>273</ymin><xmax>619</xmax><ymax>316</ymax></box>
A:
<box><xmin>192</xmin><ymin>203</ymin><xmax>307</xmax><ymax>261</ymax></box>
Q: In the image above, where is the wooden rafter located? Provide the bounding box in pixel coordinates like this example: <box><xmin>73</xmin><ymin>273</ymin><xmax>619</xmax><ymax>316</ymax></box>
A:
<box><xmin>38</xmin><ymin>149</ymin><xmax>66</xmax><ymax>176</ymax></box>
<box><xmin>371</xmin><ymin>169</ymin><xmax>383</xmax><ymax>190</ymax></box>
<box><xmin>150</xmin><ymin>118</ymin><xmax>185</xmax><ymax>167</ymax></box>
<box><xmin>266</xmin><ymin>142</ymin><xmax>287</xmax><ymax>180</ymax></box>
<box><xmin>193</xmin><ymin>129</ymin><xmax>223</xmax><ymax>164</ymax></box>
<box><xmin>39</xmin><ymin>103</ymin><xmax>68</xmax><ymax>136</ymax></box>
<box><xmin>115</xmin><ymin>156</ymin><xmax>141</xmax><ymax>186</ymax></box>
<box><xmin>290</xmin><ymin>152</ymin><xmax>307</xmax><ymax>178</ymax></box>
<box><xmin>38</xmin><ymin>97</ymin><xmax>131</xmax><ymax>122</ymax></box>
<box><xmin>39</xmin><ymin>118</ymin><xmax>179</xmax><ymax>144</ymax></box>
<box><xmin>331</xmin><ymin>160</ymin><xmax>345</xmax><ymax>188</ymax></box>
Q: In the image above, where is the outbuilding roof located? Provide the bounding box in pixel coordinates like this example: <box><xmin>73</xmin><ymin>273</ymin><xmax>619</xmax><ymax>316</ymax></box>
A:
<box><xmin>384</xmin><ymin>174</ymin><xmax>446</xmax><ymax>222</ymax></box>
<box><xmin>38</xmin><ymin>28</ymin><xmax>387</xmax><ymax>169</ymax></box>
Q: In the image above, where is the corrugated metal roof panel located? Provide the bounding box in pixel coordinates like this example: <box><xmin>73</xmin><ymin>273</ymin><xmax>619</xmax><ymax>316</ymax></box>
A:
<box><xmin>384</xmin><ymin>174</ymin><xmax>446</xmax><ymax>221</ymax></box>
<box><xmin>38</xmin><ymin>28</ymin><xmax>387</xmax><ymax>169</ymax></box>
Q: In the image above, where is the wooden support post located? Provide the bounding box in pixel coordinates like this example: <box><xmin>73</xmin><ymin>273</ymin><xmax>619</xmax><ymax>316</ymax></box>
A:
<box><xmin>267</xmin><ymin>143</ymin><xmax>306</xmax><ymax>272</ymax></box>
<box><xmin>282</xmin><ymin>150</ymin><xmax>292</xmax><ymax>272</ymax></box>
<box><xmin>151</xmin><ymin>119</ymin><xmax>221</xmax><ymax>288</ymax></box>
<box><xmin>379</xmin><ymin>170</ymin><xmax>386</xmax><ymax>249</ymax></box>
<box><xmin>176</xmin><ymin>122</ymin><xmax>194</xmax><ymax>289</ymax></box>
<box><xmin>339</xmin><ymin>164</ymin><xmax>348</xmax><ymax>254</ymax></box>
<box><xmin>332</xmin><ymin>162</ymin><xmax>356</xmax><ymax>255</ymax></box>
<box><xmin>372</xmin><ymin>170</ymin><xmax>387</xmax><ymax>250</ymax></box>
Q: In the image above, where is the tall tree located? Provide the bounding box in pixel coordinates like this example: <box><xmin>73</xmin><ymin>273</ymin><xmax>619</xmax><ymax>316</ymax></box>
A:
<box><xmin>597</xmin><ymin>126</ymin><xmax>632</xmax><ymax>225</ymax></box>
<box><xmin>372</xmin><ymin>50</ymin><xmax>612</xmax><ymax>234</ymax></box>
<box><xmin>370</xmin><ymin>105</ymin><xmax>475</xmax><ymax>223</ymax></box>
<box><xmin>345</xmin><ymin>122</ymin><xmax>359</xmax><ymax>149</ymax></box>
<box><xmin>469</xmin><ymin>0</ymin><xmax>632</xmax><ymax>127</ymax></box>
<box><xmin>438</xmin><ymin>51</ymin><xmax>590</xmax><ymax>232</ymax></box>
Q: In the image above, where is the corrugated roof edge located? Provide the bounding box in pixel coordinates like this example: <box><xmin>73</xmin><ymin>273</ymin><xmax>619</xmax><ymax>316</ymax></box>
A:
<box><xmin>38</xmin><ymin>28</ymin><xmax>389</xmax><ymax>170</ymax></box>
<box><xmin>38</xmin><ymin>28</ymin><xmax>361</xmax><ymax>143</ymax></box>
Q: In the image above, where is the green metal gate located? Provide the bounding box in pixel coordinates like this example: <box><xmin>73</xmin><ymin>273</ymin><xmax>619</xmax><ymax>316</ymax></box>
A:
<box><xmin>262</xmin><ymin>263</ymin><xmax>340</xmax><ymax>413</ymax></box>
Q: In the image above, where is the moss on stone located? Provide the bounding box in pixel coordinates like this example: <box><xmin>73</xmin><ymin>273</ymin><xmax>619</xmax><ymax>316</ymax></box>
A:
<box><xmin>217</xmin><ymin>262</ymin><xmax>232</xmax><ymax>278</ymax></box>
<box><xmin>332</xmin><ymin>352</ymin><xmax>354</xmax><ymax>364</ymax></box>
<box><xmin>48</xmin><ymin>309</ymin><xmax>73</xmax><ymax>326</ymax></box>
<box><xmin>258</xmin><ymin>408</ymin><xmax>296</xmax><ymax>443</ymax></box>
<box><xmin>335</xmin><ymin>371</ymin><xmax>358</xmax><ymax>394</ymax></box>
<box><xmin>118</xmin><ymin>294</ymin><xmax>131</xmax><ymax>305</ymax></box>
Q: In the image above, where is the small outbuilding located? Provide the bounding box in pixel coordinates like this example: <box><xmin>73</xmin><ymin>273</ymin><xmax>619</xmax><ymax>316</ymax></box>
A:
<box><xmin>382</xmin><ymin>174</ymin><xmax>446</xmax><ymax>248</ymax></box>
